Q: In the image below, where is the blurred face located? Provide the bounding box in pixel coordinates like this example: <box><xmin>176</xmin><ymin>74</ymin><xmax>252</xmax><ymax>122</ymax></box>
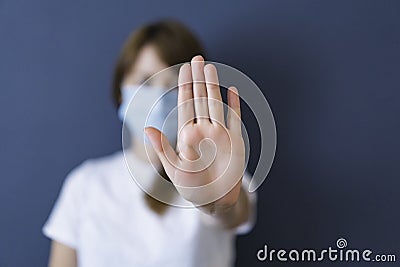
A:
<box><xmin>122</xmin><ymin>44</ymin><xmax>176</xmax><ymax>88</ymax></box>
<box><xmin>119</xmin><ymin>44</ymin><xmax>179</xmax><ymax>161</ymax></box>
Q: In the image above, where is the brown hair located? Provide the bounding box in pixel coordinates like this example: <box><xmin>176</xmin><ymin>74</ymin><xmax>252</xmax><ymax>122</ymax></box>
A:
<box><xmin>112</xmin><ymin>19</ymin><xmax>204</xmax><ymax>215</ymax></box>
<box><xmin>112</xmin><ymin>19</ymin><xmax>205</xmax><ymax>108</ymax></box>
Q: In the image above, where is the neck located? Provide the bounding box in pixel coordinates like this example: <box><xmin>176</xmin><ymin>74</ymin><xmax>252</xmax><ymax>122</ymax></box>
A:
<box><xmin>131</xmin><ymin>136</ymin><xmax>161</xmax><ymax>168</ymax></box>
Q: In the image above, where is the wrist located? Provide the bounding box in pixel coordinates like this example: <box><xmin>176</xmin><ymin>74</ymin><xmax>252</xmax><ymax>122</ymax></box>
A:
<box><xmin>198</xmin><ymin>201</ymin><xmax>238</xmax><ymax>217</ymax></box>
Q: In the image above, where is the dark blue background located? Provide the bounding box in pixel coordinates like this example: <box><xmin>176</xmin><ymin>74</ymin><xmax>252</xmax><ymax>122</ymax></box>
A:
<box><xmin>1</xmin><ymin>1</ymin><xmax>399</xmax><ymax>266</ymax></box>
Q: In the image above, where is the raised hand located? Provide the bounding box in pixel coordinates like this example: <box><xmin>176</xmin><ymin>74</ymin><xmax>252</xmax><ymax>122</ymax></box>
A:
<box><xmin>145</xmin><ymin>55</ymin><xmax>245</xmax><ymax>211</ymax></box>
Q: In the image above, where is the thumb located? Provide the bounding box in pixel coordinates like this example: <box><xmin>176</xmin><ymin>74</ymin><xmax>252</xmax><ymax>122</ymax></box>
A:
<box><xmin>144</xmin><ymin>127</ymin><xmax>178</xmax><ymax>170</ymax></box>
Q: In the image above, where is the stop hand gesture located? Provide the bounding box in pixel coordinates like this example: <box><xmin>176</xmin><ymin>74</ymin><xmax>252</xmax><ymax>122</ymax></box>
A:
<box><xmin>145</xmin><ymin>55</ymin><xmax>245</xmax><ymax>213</ymax></box>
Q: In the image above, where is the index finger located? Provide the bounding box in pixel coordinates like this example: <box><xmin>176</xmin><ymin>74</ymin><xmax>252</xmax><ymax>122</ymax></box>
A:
<box><xmin>178</xmin><ymin>63</ymin><xmax>194</xmax><ymax>131</ymax></box>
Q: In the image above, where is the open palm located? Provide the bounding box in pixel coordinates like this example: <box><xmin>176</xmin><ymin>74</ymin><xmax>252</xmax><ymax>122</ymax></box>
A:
<box><xmin>145</xmin><ymin>56</ymin><xmax>245</xmax><ymax>209</ymax></box>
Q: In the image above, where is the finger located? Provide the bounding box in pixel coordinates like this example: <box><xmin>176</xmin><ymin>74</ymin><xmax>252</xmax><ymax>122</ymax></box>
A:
<box><xmin>227</xmin><ymin>86</ymin><xmax>242</xmax><ymax>133</ymax></box>
<box><xmin>204</xmin><ymin>64</ymin><xmax>224</xmax><ymax>125</ymax></box>
<box><xmin>191</xmin><ymin>55</ymin><xmax>209</xmax><ymax>122</ymax></box>
<box><xmin>144</xmin><ymin>127</ymin><xmax>178</xmax><ymax>174</ymax></box>
<box><xmin>178</xmin><ymin>63</ymin><xmax>194</xmax><ymax>131</ymax></box>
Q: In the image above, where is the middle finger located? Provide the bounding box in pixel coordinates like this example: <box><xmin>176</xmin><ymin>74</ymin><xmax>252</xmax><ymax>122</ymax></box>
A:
<box><xmin>191</xmin><ymin>55</ymin><xmax>209</xmax><ymax>123</ymax></box>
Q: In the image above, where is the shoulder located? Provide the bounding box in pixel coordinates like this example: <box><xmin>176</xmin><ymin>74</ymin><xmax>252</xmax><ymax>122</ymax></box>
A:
<box><xmin>79</xmin><ymin>150</ymin><xmax>125</xmax><ymax>174</ymax></box>
<box><xmin>42</xmin><ymin>151</ymin><xmax>131</xmax><ymax>247</ymax></box>
<box><xmin>63</xmin><ymin>150</ymin><xmax>128</xmax><ymax>191</ymax></box>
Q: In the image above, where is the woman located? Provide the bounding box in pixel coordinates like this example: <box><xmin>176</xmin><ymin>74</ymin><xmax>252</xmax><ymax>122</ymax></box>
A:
<box><xmin>43</xmin><ymin>19</ymin><xmax>256</xmax><ymax>267</ymax></box>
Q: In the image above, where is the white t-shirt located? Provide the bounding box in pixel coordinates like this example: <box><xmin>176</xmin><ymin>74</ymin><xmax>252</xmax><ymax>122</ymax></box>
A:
<box><xmin>43</xmin><ymin>151</ymin><xmax>257</xmax><ymax>267</ymax></box>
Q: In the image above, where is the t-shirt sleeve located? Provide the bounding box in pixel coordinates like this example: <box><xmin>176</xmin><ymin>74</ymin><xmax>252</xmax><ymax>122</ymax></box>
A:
<box><xmin>42</xmin><ymin>161</ymin><xmax>90</xmax><ymax>249</ymax></box>
<box><xmin>235</xmin><ymin>172</ymin><xmax>258</xmax><ymax>235</ymax></box>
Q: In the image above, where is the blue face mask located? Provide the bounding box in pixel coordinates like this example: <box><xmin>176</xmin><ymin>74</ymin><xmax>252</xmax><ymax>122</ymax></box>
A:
<box><xmin>118</xmin><ymin>85</ymin><xmax>178</xmax><ymax>145</ymax></box>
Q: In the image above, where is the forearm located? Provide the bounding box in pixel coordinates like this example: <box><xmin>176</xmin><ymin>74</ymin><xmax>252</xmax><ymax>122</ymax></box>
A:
<box><xmin>48</xmin><ymin>241</ymin><xmax>77</xmax><ymax>267</ymax></box>
<box><xmin>199</xmin><ymin>186</ymin><xmax>250</xmax><ymax>229</ymax></box>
